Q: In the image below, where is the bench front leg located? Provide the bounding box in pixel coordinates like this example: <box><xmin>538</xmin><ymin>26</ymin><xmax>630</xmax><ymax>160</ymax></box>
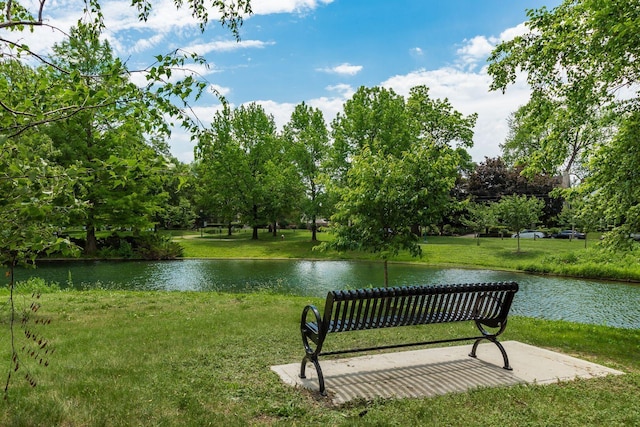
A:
<box><xmin>300</xmin><ymin>354</ymin><xmax>327</xmax><ymax>395</ymax></box>
<box><xmin>300</xmin><ymin>304</ymin><xmax>328</xmax><ymax>395</ymax></box>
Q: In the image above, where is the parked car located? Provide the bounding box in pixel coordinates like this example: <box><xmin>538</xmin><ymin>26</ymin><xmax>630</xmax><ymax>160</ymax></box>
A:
<box><xmin>552</xmin><ymin>230</ymin><xmax>586</xmax><ymax>239</ymax></box>
<box><xmin>511</xmin><ymin>230</ymin><xmax>546</xmax><ymax>239</ymax></box>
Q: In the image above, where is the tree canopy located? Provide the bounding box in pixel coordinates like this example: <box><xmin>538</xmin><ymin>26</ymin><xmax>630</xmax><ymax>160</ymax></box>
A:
<box><xmin>488</xmin><ymin>0</ymin><xmax>640</xmax><ymax>244</ymax></box>
<box><xmin>325</xmin><ymin>85</ymin><xmax>473</xmax><ymax>285</ymax></box>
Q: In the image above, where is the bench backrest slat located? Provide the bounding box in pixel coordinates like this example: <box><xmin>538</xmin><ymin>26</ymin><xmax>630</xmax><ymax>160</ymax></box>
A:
<box><xmin>321</xmin><ymin>282</ymin><xmax>518</xmax><ymax>334</ymax></box>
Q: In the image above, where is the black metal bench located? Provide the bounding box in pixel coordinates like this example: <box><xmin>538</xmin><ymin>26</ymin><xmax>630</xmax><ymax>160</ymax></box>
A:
<box><xmin>300</xmin><ymin>282</ymin><xmax>519</xmax><ymax>395</ymax></box>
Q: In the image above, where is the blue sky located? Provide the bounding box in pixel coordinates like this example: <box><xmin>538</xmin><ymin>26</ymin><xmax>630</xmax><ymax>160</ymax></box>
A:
<box><xmin>28</xmin><ymin>0</ymin><xmax>562</xmax><ymax>163</ymax></box>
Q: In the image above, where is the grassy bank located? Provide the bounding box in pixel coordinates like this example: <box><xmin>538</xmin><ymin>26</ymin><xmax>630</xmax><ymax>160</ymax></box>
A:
<box><xmin>173</xmin><ymin>229</ymin><xmax>640</xmax><ymax>282</ymax></box>
<box><xmin>1</xmin><ymin>289</ymin><xmax>639</xmax><ymax>426</ymax></box>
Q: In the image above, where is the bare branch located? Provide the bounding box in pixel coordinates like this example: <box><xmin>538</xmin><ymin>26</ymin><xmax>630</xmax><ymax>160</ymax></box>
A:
<box><xmin>38</xmin><ymin>0</ymin><xmax>45</xmax><ymax>22</ymax></box>
<box><xmin>0</xmin><ymin>99</ymin><xmax>37</xmax><ymax>117</ymax></box>
<box><xmin>0</xmin><ymin>37</ymin><xmax>69</xmax><ymax>74</ymax></box>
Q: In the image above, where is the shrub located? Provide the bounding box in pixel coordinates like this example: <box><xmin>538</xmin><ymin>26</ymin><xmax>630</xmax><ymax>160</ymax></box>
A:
<box><xmin>133</xmin><ymin>234</ymin><xmax>184</xmax><ymax>260</ymax></box>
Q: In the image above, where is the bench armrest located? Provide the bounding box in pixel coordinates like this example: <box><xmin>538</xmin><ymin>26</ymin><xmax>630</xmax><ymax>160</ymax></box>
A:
<box><xmin>301</xmin><ymin>304</ymin><xmax>323</xmax><ymax>353</ymax></box>
<box><xmin>301</xmin><ymin>304</ymin><xmax>322</xmax><ymax>330</ymax></box>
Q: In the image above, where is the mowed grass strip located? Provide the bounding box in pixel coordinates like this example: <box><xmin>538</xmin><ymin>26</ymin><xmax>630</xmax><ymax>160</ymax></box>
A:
<box><xmin>1</xmin><ymin>290</ymin><xmax>639</xmax><ymax>426</ymax></box>
<box><xmin>174</xmin><ymin>230</ymin><xmax>640</xmax><ymax>281</ymax></box>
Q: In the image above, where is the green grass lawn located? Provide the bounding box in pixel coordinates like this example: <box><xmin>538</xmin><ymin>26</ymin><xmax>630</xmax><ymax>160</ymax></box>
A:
<box><xmin>3</xmin><ymin>229</ymin><xmax>638</xmax><ymax>425</ymax></box>
<box><xmin>1</xmin><ymin>290</ymin><xmax>639</xmax><ymax>426</ymax></box>
<box><xmin>173</xmin><ymin>229</ymin><xmax>640</xmax><ymax>281</ymax></box>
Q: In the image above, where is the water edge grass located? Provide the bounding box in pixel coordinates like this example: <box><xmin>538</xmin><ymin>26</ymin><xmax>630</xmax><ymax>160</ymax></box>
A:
<box><xmin>173</xmin><ymin>230</ymin><xmax>640</xmax><ymax>282</ymax></box>
<box><xmin>1</xmin><ymin>288</ymin><xmax>639</xmax><ymax>426</ymax></box>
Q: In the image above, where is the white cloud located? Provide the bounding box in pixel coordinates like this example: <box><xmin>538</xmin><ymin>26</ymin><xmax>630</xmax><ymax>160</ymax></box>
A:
<box><xmin>318</xmin><ymin>63</ymin><xmax>363</xmax><ymax>76</ymax></box>
<box><xmin>183</xmin><ymin>39</ymin><xmax>275</xmax><ymax>55</ymax></box>
<box><xmin>250</xmin><ymin>0</ymin><xmax>335</xmax><ymax>15</ymax></box>
<box><xmin>456</xmin><ymin>35</ymin><xmax>497</xmax><ymax>70</ymax></box>
<box><xmin>326</xmin><ymin>83</ymin><xmax>355</xmax><ymax>97</ymax></box>
<box><xmin>128</xmin><ymin>33</ymin><xmax>166</xmax><ymax>54</ymax></box>
<box><xmin>499</xmin><ymin>22</ymin><xmax>530</xmax><ymax>42</ymax></box>
<box><xmin>455</xmin><ymin>22</ymin><xmax>532</xmax><ymax>72</ymax></box>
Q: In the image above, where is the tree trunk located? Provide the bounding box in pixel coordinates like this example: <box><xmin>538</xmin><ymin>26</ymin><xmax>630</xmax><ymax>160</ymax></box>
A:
<box><xmin>561</xmin><ymin>169</ymin><xmax>571</xmax><ymax>189</ymax></box>
<box><xmin>272</xmin><ymin>222</ymin><xmax>277</xmax><ymax>237</ymax></box>
<box><xmin>311</xmin><ymin>215</ymin><xmax>317</xmax><ymax>241</ymax></box>
<box><xmin>85</xmin><ymin>224</ymin><xmax>98</xmax><ymax>255</ymax></box>
<box><xmin>252</xmin><ymin>205</ymin><xmax>259</xmax><ymax>240</ymax></box>
<box><xmin>227</xmin><ymin>222</ymin><xmax>232</xmax><ymax>236</ymax></box>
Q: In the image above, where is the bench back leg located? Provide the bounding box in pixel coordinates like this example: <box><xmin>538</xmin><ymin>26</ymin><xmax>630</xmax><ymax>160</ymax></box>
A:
<box><xmin>469</xmin><ymin>337</ymin><xmax>512</xmax><ymax>370</ymax></box>
<box><xmin>300</xmin><ymin>355</ymin><xmax>327</xmax><ymax>395</ymax></box>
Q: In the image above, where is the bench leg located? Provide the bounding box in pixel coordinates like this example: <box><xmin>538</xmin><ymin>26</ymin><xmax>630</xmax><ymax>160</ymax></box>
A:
<box><xmin>469</xmin><ymin>338</ymin><xmax>512</xmax><ymax>371</ymax></box>
<box><xmin>300</xmin><ymin>355</ymin><xmax>327</xmax><ymax>396</ymax></box>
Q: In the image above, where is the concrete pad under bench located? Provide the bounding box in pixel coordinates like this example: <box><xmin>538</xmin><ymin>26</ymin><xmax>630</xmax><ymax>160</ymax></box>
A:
<box><xmin>271</xmin><ymin>341</ymin><xmax>624</xmax><ymax>405</ymax></box>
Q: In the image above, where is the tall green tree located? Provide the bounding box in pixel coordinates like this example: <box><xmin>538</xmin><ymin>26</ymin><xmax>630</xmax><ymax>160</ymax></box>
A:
<box><xmin>283</xmin><ymin>102</ymin><xmax>330</xmax><ymax>241</ymax></box>
<box><xmin>1</xmin><ymin>0</ymin><xmax>251</xmax><ymax>395</ymax></box>
<box><xmin>406</xmin><ymin>85</ymin><xmax>477</xmax><ymax>235</ymax></box>
<box><xmin>325</xmin><ymin>85</ymin><xmax>468</xmax><ymax>285</ymax></box>
<box><xmin>194</xmin><ymin>106</ymin><xmax>243</xmax><ymax>235</ymax></box>
<box><xmin>232</xmin><ymin>103</ymin><xmax>278</xmax><ymax>240</ymax></box>
<box><xmin>581</xmin><ymin>112</ymin><xmax>640</xmax><ymax>250</ymax></box>
<box><xmin>196</xmin><ymin>103</ymin><xmax>294</xmax><ymax>240</ymax></box>
<box><xmin>488</xmin><ymin>0</ymin><xmax>640</xmax><ymax>244</ymax></box>
<box><xmin>330</xmin><ymin>86</ymin><xmax>412</xmax><ymax>184</ymax></box>
<box><xmin>44</xmin><ymin>28</ymin><xmax>170</xmax><ymax>254</ymax></box>
<box><xmin>494</xmin><ymin>195</ymin><xmax>544</xmax><ymax>253</ymax></box>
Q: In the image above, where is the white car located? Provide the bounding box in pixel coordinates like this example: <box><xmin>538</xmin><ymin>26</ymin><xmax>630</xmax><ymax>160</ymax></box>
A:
<box><xmin>512</xmin><ymin>229</ymin><xmax>546</xmax><ymax>239</ymax></box>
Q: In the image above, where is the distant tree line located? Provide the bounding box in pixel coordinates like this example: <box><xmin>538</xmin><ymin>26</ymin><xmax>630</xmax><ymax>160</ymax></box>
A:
<box><xmin>3</xmin><ymin>0</ymin><xmax>640</xmax><ymax>268</ymax></box>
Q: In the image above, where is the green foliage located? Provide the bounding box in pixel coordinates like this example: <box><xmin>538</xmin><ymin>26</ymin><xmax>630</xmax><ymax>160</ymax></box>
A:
<box><xmin>489</xmin><ymin>0</ymin><xmax>640</xmax><ymax>107</ymax></box>
<box><xmin>0</xmin><ymin>133</ymin><xmax>82</xmax><ymax>268</ymax></box>
<box><xmin>324</xmin><ymin>85</ymin><xmax>473</xmax><ymax>284</ymax></box>
<box><xmin>494</xmin><ymin>195</ymin><xmax>544</xmax><ymax>252</ymax></box>
<box><xmin>134</xmin><ymin>234</ymin><xmax>184</xmax><ymax>260</ymax></box>
<box><xmin>461</xmin><ymin>202</ymin><xmax>496</xmax><ymax>245</ymax></box>
<box><xmin>75</xmin><ymin>233</ymin><xmax>184</xmax><ymax>259</ymax></box>
<box><xmin>196</xmin><ymin>103</ymin><xmax>300</xmax><ymax>240</ymax></box>
<box><xmin>582</xmin><ymin>112</ymin><xmax>640</xmax><ymax>243</ymax></box>
<box><xmin>12</xmin><ymin>278</ymin><xmax>62</xmax><ymax>294</ymax></box>
<box><xmin>464</xmin><ymin>157</ymin><xmax>563</xmax><ymax>226</ymax></box>
<box><xmin>283</xmin><ymin>102</ymin><xmax>331</xmax><ymax>241</ymax></box>
<box><xmin>407</xmin><ymin>85</ymin><xmax>477</xmax><ymax>149</ymax></box>
<box><xmin>502</xmin><ymin>92</ymin><xmax>605</xmax><ymax>183</ymax></box>
<box><xmin>488</xmin><ymin>0</ymin><xmax>640</xmax><ymax>246</ymax></box>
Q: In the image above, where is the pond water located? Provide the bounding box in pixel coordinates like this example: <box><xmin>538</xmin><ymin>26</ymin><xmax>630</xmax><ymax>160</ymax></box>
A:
<box><xmin>13</xmin><ymin>259</ymin><xmax>640</xmax><ymax>330</ymax></box>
